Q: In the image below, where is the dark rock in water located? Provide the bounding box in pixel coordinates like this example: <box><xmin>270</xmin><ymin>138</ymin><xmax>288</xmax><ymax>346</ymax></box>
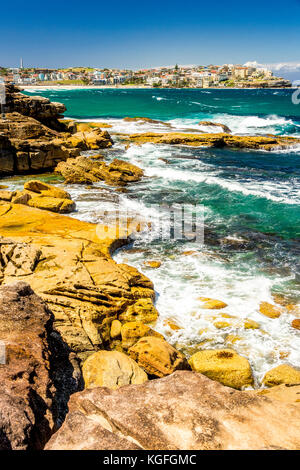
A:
<box><xmin>45</xmin><ymin>371</ymin><xmax>300</xmax><ymax>450</ymax></box>
<box><xmin>0</xmin><ymin>282</ymin><xmax>81</xmax><ymax>450</ymax></box>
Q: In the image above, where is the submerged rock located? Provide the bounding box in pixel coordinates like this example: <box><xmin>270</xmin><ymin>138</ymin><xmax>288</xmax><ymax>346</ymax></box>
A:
<box><xmin>128</xmin><ymin>336</ymin><xmax>190</xmax><ymax>377</ymax></box>
<box><xmin>189</xmin><ymin>348</ymin><xmax>253</xmax><ymax>389</ymax></box>
<box><xmin>82</xmin><ymin>350</ymin><xmax>148</xmax><ymax>390</ymax></box>
<box><xmin>262</xmin><ymin>364</ymin><xmax>300</xmax><ymax>387</ymax></box>
<box><xmin>259</xmin><ymin>301</ymin><xmax>282</xmax><ymax>318</ymax></box>
<box><xmin>198</xmin><ymin>297</ymin><xmax>228</xmax><ymax>309</ymax></box>
<box><xmin>45</xmin><ymin>371</ymin><xmax>300</xmax><ymax>450</ymax></box>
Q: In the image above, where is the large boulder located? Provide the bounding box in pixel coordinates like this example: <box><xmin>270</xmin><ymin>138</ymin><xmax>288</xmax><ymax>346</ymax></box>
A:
<box><xmin>0</xmin><ymin>282</ymin><xmax>80</xmax><ymax>450</ymax></box>
<box><xmin>45</xmin><ymin>371</ymin><xmax>300</xmax><ymax>450</ymax></box>
<box><xmin>262</xmin><ymin>364</ymin><xmax>300</xmax><ymax>387</ymax></box>
<box><xmin>82</xmin><ymin>350</ymin><xmax>148</xmax><ymax>389</ymax></box>
<box><xmin>0</xmin><ymin>180</ymin><xmax>76</xmax><ymax>214</ymax></box>
<box><xmin>128</xmin><ymin>337</ymin><xmax>190</xmax><ymax>377</ymax></box>
<box><xmin>189</xmin><ymin>349</ymin><xmax>253</xmax><ymax>389</ymax></box>
<box><xmin>55</xmin><ymin>156</ymin><xmax>144</xmax><ymax>186</ymax></box>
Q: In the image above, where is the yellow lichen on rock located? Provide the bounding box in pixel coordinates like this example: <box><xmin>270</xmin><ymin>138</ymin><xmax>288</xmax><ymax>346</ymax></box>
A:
<box><xmin>259</xmin><ymin>302</ymin><xmax>282</xmax><ymax>318</ymax></box>
<box><xmin>189</xmin><ymin>349</ymin><xmax>253</xmax><ymax>389</ymax></box>
<box><xmin>82</xmin><ymin>350</ymin><xmax>148</xmax><ymax>389</ymax></box>
<box><xmin>128</xmin><ymin>336</ymin><xmax>190</xmax><ymax>377</ymax></box>
<box><xmin>262</xmin><ymin>364</ymin><xmax>300</xmax><ymax>387</ymax></box>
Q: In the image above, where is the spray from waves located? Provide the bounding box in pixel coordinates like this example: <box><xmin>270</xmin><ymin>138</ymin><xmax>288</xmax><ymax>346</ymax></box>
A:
<box><xmin>144</xmin><ymin>164</ymin><xmax>300</xmax><ymax>205</ymax></box>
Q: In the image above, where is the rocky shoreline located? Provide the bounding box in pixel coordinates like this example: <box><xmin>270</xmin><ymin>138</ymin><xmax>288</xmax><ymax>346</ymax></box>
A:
<box><xmin>0</xmin><ymin>85</ymin><xmax>299</xmax><ymax>450</ymax></box>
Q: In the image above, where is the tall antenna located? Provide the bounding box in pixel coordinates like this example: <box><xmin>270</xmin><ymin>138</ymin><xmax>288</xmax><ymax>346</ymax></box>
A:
<box><xmin>20</xmin><ymin>57</ymin><xmax>23</xmax><ymax>69</ymax></box>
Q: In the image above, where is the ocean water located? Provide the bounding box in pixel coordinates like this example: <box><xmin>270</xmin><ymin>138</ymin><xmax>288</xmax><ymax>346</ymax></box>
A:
<box><xmin>22</xmin><ymin>88</ymin><xmax>300</xmax><ymax>386</ymax></box>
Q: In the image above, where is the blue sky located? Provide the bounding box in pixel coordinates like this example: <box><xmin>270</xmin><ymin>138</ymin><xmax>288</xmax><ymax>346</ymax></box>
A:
<box><xmin>2</xmin><ymin>0</ymin><xmax>300</xmax><ymax>74</ymax></box>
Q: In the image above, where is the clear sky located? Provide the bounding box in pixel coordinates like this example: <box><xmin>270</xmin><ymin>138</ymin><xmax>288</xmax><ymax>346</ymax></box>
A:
<box><xmin>2</xmin><ymin>0</ymin><xmax>300</xmax><ymax>71</ymax></box>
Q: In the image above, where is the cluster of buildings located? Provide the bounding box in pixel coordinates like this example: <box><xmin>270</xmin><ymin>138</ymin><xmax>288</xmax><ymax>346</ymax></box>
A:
<box><xmin>0</xmin><ymin>63</ymin><xmax>287</xmax><ymax>88</ymax></box>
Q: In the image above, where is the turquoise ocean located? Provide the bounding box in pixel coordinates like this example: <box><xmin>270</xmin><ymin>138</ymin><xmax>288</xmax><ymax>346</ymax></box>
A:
<box><xmin>22</xmin><ymin>87</ymin><xmax>300</xmax><ymax>385</ymax></box>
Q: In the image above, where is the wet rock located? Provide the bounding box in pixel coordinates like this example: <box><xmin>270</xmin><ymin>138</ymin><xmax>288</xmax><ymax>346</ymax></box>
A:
<box><xmin>189</xmin><ymin>349</ymin><xmax>253</xmax><ymax>389</ymax></box>
<box><xmin>82</xmin><ymin>350</ymin><xmax>148</xmax><ymax>390</ymax></box>
<box><xmin>262</xmin><ymin>364</ymin><xmax>300</xmax><ymax>387</ymax></box>
<box><xmin>128</xmin><ymin>336</ymin><xmax>190</xmax><ymax>377</ymax></box>
<box><xmin>123</xmin><ymin>116</ymin><xmax>171</xmax><ymax>127</ymax></box>
<box><xmin>143</xmin><ymin>260</ymin><xmax>161</xmax><ymax>268</ymax></box>
<box><xmin>291</xmin><ymin>319</ymin><xmax>300</xmax><ymax>330</ymax></box>
<box><xmin>198</xmin><ymin>297</ymin><xmax>228</xmax><ymax>309</ymax></box>
<box><xmin>45</xmin><ymin>371</ymin><xmax>300</xmax><ymax>450</ymax></box>
<box><xmin>259</xmin><ymin>302</ymin><xmax>282</xmax><ymax>318</ymax></box>
<box><xmin>118</xmin><ymin>298</ymin><xmax>158</xmax><ymax>323</ymax></box>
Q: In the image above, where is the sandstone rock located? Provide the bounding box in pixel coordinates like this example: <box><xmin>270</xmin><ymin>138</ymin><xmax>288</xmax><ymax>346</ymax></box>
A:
<box><xmin>110</xmin><ymin>319</ymin><xmax>122</xmax><ymax>339</ymax></box>
<box><xmin>259</xmin><ymin>301</ymin><xmax>282</xmax><ymax>318</ymax></box>
<box><xmin>0</xmin><ymin>204</ymin><xmax>156</xmax><ymax>362</ymax></box>
<box><xmin>124</xmin><ymin>132</ymin><xmax>300</xmax><ymax>151</ymax></box>
<box><xmin>128</xmin><ymin>336</ymin><xmax>189</xmax><ymax>377</ymax></box>
<box><xmin>28</xmin><ymin>196</ymin><xmax>76</xmax><ymax>213</ymax></box>
<box><xmin>0</xmin><ymin>113</ymin><xmax>79</xmax><ymax>176</ymax></box>
<box><xmin>65</xmin><ymin>129</ymin><xmax>113</xmax><ymax>150</ymax></box>
<box><xmin>262</xmin><ymin>364</ymin><xmax>300</xmax><ymax>387</ymax></box>
<box><xmin>55</xmin><ymin>155</ymin><xmax>144</xmax><ymax>186</ymax></box>
<box><xmin>45</xmin><ymin>371</ymin><xmax>300</xmax><ymax>450</ymax></box>
<box><xmin>4</xmin><ymin>84</ymin><xmax>66</xmax><ymax>129</ymax></box>
<box><xmin>119</xmin><ymin>298</ymin><xmax>158</xmax><ymax>323</ymax></box>
<box><xmin>123</xmin><ymin>116</ymin><xmax>171</xmax><ymax>127</ymax></box>
<box><xmin>214</xmin><ymin>321</ymin><xmax>231</xmax><ymax>329</ymax></box>
<box><xmin>198</xmin><ymin>121</ymin><xmax>232</xmax><ymax>133</ymax></box>
<box><xmin>0</xmin><ymin>282</ymin><xmax>80</xmax><ymax>450</ymax></box>
<box><xmin>82</xmin><ymin>350</ymin><xmax>148</xmax><ymax>390</ymax></box>
<box><xmin>189</xmin><ymin>349</ymin><xmax>253</xmax><ymax>389</ymax></box>
<box><xmin>244</xmin><ymin>319</ymin><xmax>260</xmax><ymax>329</ymax></box>
<box><xmin>121</xmin><ymin>321</ymin><xmax>163</xmax><ymax>349</ymax></box>
<box><xmin>291</xmin><ymin>319</ymin><xmax>300</xmax><ymax>330</ymax></box>
<box><xmin>254</xmin><ymin>383</ymin><xmax>300</xmax><ymax>404</ymax></box>
<box><xmin>143</xmin><ymin>260</ymin><xmax>161</xmax><ymax>268</ymax></box>
<box><xmin>24</xmin><ymin>179</ymin><xmax>71</xmax><ymax>199</ymax></box>
<box><xmin>198</xmin><ymin>297</ymin><xmax>228</xmax><ymax>309</ymax></box>
<box><xmin>163</xmin><ymin>319</ymin><xmax>182</xmax><ymax>331</ymax></box>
